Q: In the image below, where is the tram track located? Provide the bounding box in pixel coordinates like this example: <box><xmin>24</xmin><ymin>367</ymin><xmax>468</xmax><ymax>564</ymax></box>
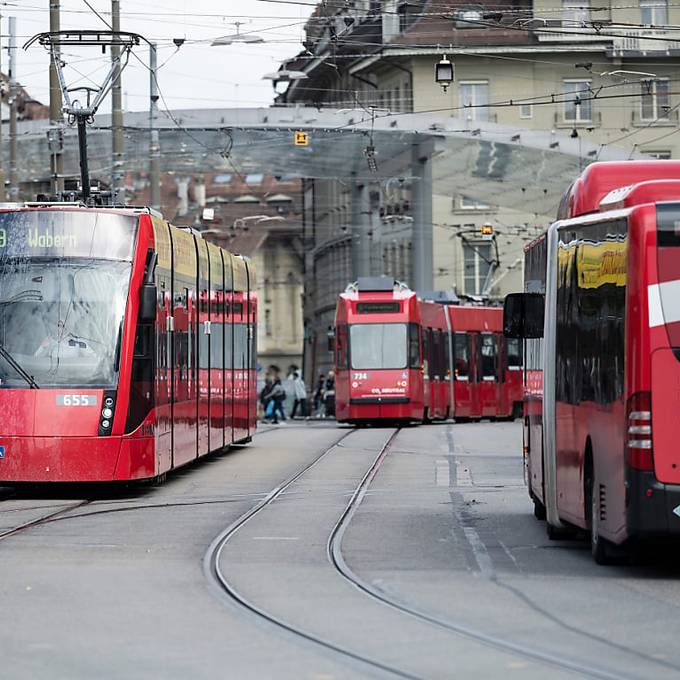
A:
<box><xmin>204</xmin><ymin>427</ymin><xmax>424</xmax><ymax>680</ymax></box>
<box><xmin>327</xmin><ymin>430</ymin><xmax>647</xmax><ymax>680</ymax></box>
<box><xmin>0</xmin><ymin>499</ymin><xmax>91</xmax><ymax>542</ymax></box>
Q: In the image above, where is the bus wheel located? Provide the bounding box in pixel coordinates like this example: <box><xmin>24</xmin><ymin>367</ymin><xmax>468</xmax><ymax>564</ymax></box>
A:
<box><xmin>590</xmin><ymin>482</ymin><xmax>616</xmax><ymax>565</ymax></box>
<box><xmin>532</xmin><ymin>494</ymin><xmax>547</xmax><ymax>520</ymax></box>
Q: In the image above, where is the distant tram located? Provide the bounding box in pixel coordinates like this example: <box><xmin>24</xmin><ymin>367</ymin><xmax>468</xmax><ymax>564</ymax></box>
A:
<box><xmin>334</xmin><ymin>278</ymin><xmax>522</xmax><ymax>424</ymax></box>
<box><xmin>0</xmin><ymin>205</ymin><xmax>257</xmax><ymax>483</ymax></box>
<box><xmin>505</xmin><ymin>160</ymin><xmax>680</xmax><ymax>563</ymax></box>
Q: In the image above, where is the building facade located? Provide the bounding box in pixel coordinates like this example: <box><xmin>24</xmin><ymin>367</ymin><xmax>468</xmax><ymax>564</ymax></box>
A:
<box><xmin>278</xmin><ymin>0</ymin><xmax>680</xmax><ymax>377</ymax></box>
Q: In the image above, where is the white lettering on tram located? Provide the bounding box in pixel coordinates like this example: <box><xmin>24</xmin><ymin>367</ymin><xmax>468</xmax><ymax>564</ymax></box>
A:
<box><xmin>27</xmin><ymin>229</ymin><xmax>77</xmax><ymax>249</ymax></box>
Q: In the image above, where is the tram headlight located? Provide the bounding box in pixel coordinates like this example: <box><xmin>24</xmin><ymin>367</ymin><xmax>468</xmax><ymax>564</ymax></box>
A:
<box><xmin>102</xmin><ymin>407</ymin><xmax>113</xmax><ymax>419</ymax></box>
<box><xmin>101</xmin><ymin>419</ymin><xmax>110</xmax><ymax>429</ymax></box>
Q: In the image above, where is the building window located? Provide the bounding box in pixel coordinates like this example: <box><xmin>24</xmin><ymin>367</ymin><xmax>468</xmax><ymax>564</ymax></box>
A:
<box><xmin>519</xmin><ymin>103</ymin><xmax>533</xmax><ymax>119</ymax></box>
<box><xmin>398</xmin><ymin>3</ymin><xmax>409</xmax><ymax>32</ymax></box>
<box><xmin>563</xmin><ymin>80</ymin><xmax>592</xmax><ymax>122</ymax></box>
<box><xmin>394</xmin><ymin>86</ymin><xmax>400</xmax><ymax>113</ymax></box>
<box><xmin>460</xmin><ymin>81</ymin><xmax>490</xmax><ymax>122</ymax></box>
<box><xmin>644</xmin><ymin>149</ymin><xmax>672</xmax><ymax>159</ymax></box>
<box><xmin>404</xmin><ymin>79</ymin><xmax>412</xmax><ymax>112</ymax></box>
<box><xmin>463</xmin><ymin>242</ymin><xmax>492</xmax><ymax>295</ymax></box>
<box><xmin>641</xmin><ymin>79</ymin><xmax>670</xmax><ymax>120</ymax></box>
<box><xmin>562</xmin><ymin>0</ymin><xmax>590</xmax><ymax>25</ymax></box>
<box><xmin>460</xmin><ymin>195</ymin><xmax>491</xmax><ymax>210</ymax></box>
<box><xmin>265</xmin><ymin>308</ymin><xmax>272</xmax><ymax>337</ymax></box>
<box><xmin>641</xmin><ymin>0</ymin><xmax>667</xmax><ymax>25</ymax></box>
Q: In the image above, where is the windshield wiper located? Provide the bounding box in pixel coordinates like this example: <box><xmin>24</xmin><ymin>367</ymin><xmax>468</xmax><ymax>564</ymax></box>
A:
<box><xmin>0</xmin><ymin>343</ymin><xmax>39</xmax><ymax>389</ymax></box>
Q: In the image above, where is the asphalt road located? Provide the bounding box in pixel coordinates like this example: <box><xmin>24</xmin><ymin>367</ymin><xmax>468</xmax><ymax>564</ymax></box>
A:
<box><xmin>1</xmin><ymin>420</ymin><xmax>679</xmax><ymax>679</ymax></box>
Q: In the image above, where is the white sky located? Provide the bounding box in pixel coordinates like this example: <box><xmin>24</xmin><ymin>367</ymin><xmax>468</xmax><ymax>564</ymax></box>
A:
<box><xmin>7</xmin><ymin>0</ymin><xmax>315</xmax><ymax>112</ymax></box>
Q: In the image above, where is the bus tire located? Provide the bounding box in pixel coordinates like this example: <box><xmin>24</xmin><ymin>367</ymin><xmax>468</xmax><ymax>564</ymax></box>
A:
<box><xmin>532</xmin><ymin>494</ymin><xmax>547</xmax><ymax>520</ymax></box>
<box><xmin>546</xmin><ymin>522</ymin><xmax>575</xmax><ymax>540</ymax></box>
<box><xmin>590</xmin><ymin>479</ymin><xmax>617</xmax><ymax>565</ymax></box>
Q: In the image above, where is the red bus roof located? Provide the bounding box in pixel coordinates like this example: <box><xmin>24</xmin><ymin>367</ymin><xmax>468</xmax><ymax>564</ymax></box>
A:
<box><xmin>558</xmin><ymin>160</ymin><xmax>680</xmax><ymax>220</ymax></box>
<box><xmin>599</xmin><ymin>179</ymin><xmax>680</xmax><ymax>212</ymax></box>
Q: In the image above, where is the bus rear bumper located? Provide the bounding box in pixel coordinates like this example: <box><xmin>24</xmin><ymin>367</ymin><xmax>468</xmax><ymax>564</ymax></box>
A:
<box><xmin>626</xmin><ymin>470</ymin><xmax>680</xmax><ymax>537</ymax></box>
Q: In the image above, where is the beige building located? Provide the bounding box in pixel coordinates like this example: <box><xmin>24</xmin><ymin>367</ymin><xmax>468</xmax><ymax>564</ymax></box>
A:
<box><xmin>279</xmin><ymin>0</ymin><xmax>680</xmax><ymax>376</ymax></box>
<box><xmin>130</xmin><ymin>173</ymin><xmax>305</xmax><ymax>375</ymax></box>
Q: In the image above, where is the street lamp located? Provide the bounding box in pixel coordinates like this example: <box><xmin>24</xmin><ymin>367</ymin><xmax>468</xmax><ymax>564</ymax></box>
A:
<box><xmin>211</xmin><ymin>22</ymin><xmax>264</xmax><ymax>46</ymax></box>
<box><xmin>234</xmin><ymin>215</ymin><xmax>285</xmax><ymax>231</ymax></box>
<box><xmin>435</xmin><ymin>55</ymin><xmax>455</xmax><ymax>92</ymax></box>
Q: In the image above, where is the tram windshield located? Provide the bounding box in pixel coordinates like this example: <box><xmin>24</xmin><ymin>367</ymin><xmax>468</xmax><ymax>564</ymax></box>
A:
<box><xmin>0</xmin><ymin>210</ymin><xmax>137</xmax><ymax>388</ymax></box>
<box><xmin>349</xmin><ymin>323</ymin><xmax>407</xmax><ymax>370</ymax></box>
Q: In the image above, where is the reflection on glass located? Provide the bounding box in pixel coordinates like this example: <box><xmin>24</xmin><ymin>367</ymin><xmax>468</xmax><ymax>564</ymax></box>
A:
<box><xmin>350</xmin><ymin>323</ymin><xmax>407</xmax><ymax>370</ymax></box>
<box><xmin>0</xmin><ymin>259</ymin><xmax>131</xmax><ymax>387</ymax></box>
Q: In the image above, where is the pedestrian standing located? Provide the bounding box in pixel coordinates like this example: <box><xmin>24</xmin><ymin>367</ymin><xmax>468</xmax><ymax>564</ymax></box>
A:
<box><xmin>291</xmin><ymin>371</ymin><xmax>308</xmax><ymax>419</ymax></box>
<box><xmin>314</xmin><ymin>373</ymin><xmax>325</xmax><ymax>417</ymax></box>
<box><xmin>323</xmin><ymin>370</ymin><xmax>336</xmax><ymax>418</ymax></box>
<box><xmin>269</xmin><ymin>377</ymin><xmax>287</xmax><ymax>424</ymax></box>
<box><xmin>259</xmin><ymin>376</ymin><xmax>273</xmax><ymax>421</ymax></box>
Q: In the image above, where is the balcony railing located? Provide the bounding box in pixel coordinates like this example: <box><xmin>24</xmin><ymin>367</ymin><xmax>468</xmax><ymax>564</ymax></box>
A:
<box><xmin>610</xmin><ymin>29</ymin><xmax>680</xmax><ymax>54</ymax></box>
<box><xmin>536</xmin><ymin>23</ymin><xmax>604</xmax><ymax>43</ymax></box>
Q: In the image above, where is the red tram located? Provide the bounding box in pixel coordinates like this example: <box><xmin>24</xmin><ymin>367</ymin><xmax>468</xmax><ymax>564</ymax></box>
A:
<box><xmin>505</xmin><ymin>160</ymin><xmax>680</xmax><ymax>562</ymax></box>
<box><xmin>0</xmin><ymin>205</ymin><xmax>257</xmax><ymax>483</ymax></box>
<box><xmin>334</xmin><ymin>278</ymin><xmax>522</xmax><ymax>424</ymax></box>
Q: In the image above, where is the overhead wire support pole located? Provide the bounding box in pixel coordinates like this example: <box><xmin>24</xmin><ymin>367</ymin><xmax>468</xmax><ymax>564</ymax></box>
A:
<box><xmin>111</xmin><ymin>0</ymin><xmax>124</xmax><ymax>204</ymax></box>
<box><xmin>149</xmin><ymin>42</ymin><xmax>160</xmax><ymax>211</ymax></box>
<box><xmin>8</xmin><ymin>16</ymin><xmax>17</xmax><ymax>202</ymax></box>
<box><xmin>49</xmin><ymin>0</ymin><xmax>64</xmax><ymax>195</ymax></box>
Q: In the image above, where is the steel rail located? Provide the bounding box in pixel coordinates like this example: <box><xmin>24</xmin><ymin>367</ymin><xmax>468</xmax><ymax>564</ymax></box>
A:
<box><xmin>0</xmin><ymin>499</ymin><xmax>90</xmax><ymax>542</ymax></box>
<box><xmin>204</xmin><ymin>427</ymin><xmax>422</xmax><ymax>680</ymax></box>
<box><xmin>327</xmin><ymin>431</ymin><xmax>638</xmax><ymax>680</ymax></box>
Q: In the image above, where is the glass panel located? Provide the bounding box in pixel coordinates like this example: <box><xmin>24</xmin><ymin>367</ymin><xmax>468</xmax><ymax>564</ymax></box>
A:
<box><xmin>454</xmin><ymin>332</ymin><xmax>470</xmax><ymax>379</ymax></box>
<box><xmin>0</xmin><ymin>258</ymin><xmax>131</xmax><ymax>388</ymax></box>
<box><xmin>0</xmin><ymin>210</ymin><xmax>137</xmax><ymax>261</ymax></box>
<box><xmin>408</xmin><ymin>322</ymin><xmax>420</xmax><ymax>369</ymax></box>
<box><xmin>349</xmin><ymin>323</ymin><xmax>407</xmax><ymax>369</ymax></box>
<box><xmin>507</xmin><ymin>338</ymin><xmax>523</xmax><ymax>368</ymax></box>
<box><xmin>481</xmin><ymin>334</ymin><xmax>499</xmax><ymax>380</ymax></box>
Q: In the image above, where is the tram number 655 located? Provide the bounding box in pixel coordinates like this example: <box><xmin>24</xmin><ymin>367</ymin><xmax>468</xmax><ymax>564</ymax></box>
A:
<box><xmin>56</xmin><ymin>394</ymin><xmax>97</xmax><ymax>406</ymax></box>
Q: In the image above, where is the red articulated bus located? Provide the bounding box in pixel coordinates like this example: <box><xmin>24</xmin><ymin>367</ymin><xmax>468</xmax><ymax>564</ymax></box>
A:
<box><xmin>505</xmin><ymin>160</ymin><xmax>680</xmax><ymax>563</ymax></box>
<box><xmin>334</xmin><ymin>277</ymin><xmax>522</xmax><ymax>425</ymax></box>
<box><xmin>0</xmin><ymin>205</ymin><xmax>257</xmax><ymax>483</ymax></box>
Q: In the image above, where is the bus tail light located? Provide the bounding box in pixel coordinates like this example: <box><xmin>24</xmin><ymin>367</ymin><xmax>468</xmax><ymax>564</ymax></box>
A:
<box><xmin>626</xmin><ymin>391</ymin><xmax>653</xmax><ymax>471</ymax></box>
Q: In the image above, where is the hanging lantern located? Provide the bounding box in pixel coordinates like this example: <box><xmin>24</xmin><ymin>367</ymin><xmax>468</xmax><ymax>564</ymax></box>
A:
<box><xmin>435</xmin><ymin>55</ymin><xmax>454</xmax><ymax>92</ymax></box>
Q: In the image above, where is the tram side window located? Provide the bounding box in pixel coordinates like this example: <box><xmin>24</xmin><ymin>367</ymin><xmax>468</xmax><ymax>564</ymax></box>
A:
<box><xmin>250</xmin><ymin>322</ymin><xmax>257</xmax><ymax>370</ymax></box>
<box><xmin>234</xmin><ymin>324</ymin><xmax>247</xmax><ymax>370</ymax></box>
<box><xmin>422</xmin><ymin>329</ymin><xmax>431</xmax><ymax>376</ymax></box>
<box><xmin>408</xmin><ymin>323</ymin><xmax>420</xmax><ymax>369</ymax></box>
<box><xmin>481</xmin><ymin>334</ymin><xmax>499</xmax><ymax>381</ymax></box>
<box><xmin>224</xmin><ymin>322</ymin><xmax>234</xmax><ymax>370</ymax></box>
<box><xmin>506</xmin><ymin>338</ymin><xmax>523</xmax><ymax>370</ymax></box>
<box><xmin>454</xmin><ymin>332</ymin><xmax>470</xmax><ymax>380</ymax></box>
<box><xmin>335</xmin><ymin>324</ymin><xmax>348</xmax><ymax>369</ymax></box>
<box><xmin>211</xmin><ymin>322</ymin><xmax>224</xmax><ymax>369</ymax></box>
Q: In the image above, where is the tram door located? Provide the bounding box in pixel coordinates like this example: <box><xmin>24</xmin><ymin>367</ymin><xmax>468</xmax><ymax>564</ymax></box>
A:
<box><xmin>453</xmin><ymin>332</ymin><xmax>477</xmax><ymax>418</ymax></box>
<box><xmin>196</xmin><ymin>239</ymin><xmax>210</xmax><ymax>457</ymax></box>
<box><xmin>479</xmin><ymin>333</ymin><xmax>500</xmax><ymax>417</ymax></box>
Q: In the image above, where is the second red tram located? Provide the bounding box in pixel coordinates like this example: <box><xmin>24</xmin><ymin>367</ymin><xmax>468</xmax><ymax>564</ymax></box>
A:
<box><xmin>0</xmin><ymin>205</ymin><xmax>257</xmax><ymax>483</ymax></box>
<box><xmin>334</xmin><ymin>278</ymin><xmax>522</xmax><ymax>424</ymax></box>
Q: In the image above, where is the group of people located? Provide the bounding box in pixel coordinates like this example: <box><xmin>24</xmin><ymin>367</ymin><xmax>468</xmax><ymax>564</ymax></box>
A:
<box><xmin>259</xmin><ymin>369</ymin><xmax>336</xmax><ymax>424</ymax></box>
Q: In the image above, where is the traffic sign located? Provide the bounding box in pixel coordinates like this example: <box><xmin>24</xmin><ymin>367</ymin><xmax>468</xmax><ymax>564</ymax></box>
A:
<box><xmin>294</xmin><ymin>130</ymin><xmax>309</xmax><ymax>146</ymax></box>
